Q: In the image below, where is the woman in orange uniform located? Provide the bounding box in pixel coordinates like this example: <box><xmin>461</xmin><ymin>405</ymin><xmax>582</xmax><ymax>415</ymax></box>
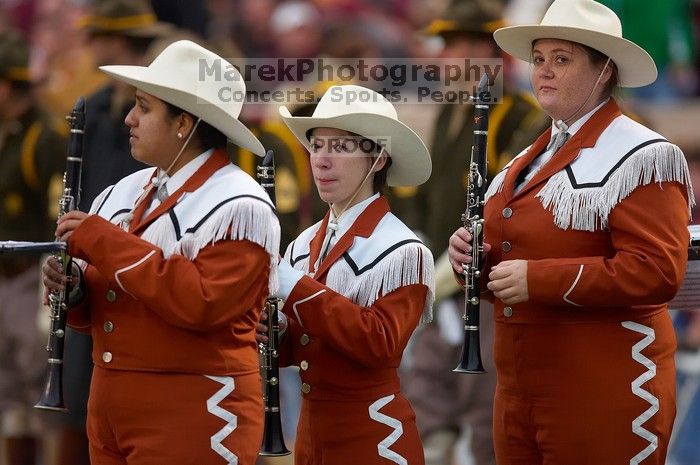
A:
<box><xmin>43</xmin><ymin>40</ymin><xmax>279</xmax><ymax>465</ymax></box>
<box><xmin>447</xmin><ymin>1</ymin><xmax>694</xmax><ymax>464</ymax></box>
<box><xmin>264</xmin><ymin>84</ymin><xmax>435</xmax><ymax>465</ymax></box>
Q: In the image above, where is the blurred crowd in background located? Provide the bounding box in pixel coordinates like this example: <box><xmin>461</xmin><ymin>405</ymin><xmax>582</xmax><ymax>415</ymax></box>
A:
<box><xmin>1</xmin><ymin>0</ymin><xmax>700</xmax><ymax>464</ymax></box>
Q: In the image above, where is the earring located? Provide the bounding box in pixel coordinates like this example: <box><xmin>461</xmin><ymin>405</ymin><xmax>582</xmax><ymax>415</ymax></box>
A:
<box><xmin>177</xmin><ymin>132</ymin><xmax>183</xmax><ymax>139</ymax></box>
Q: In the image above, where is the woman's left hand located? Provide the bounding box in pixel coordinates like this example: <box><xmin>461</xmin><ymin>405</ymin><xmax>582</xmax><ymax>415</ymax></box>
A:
<box><xmin>487</xmin><ymin>260</ymin><xmax>529</xmax><ymax>305</ymax></box>
<box><xmin>55</xmin><ymin>210</ymin><xmax>89</xmax><ymax>242</ymax></box>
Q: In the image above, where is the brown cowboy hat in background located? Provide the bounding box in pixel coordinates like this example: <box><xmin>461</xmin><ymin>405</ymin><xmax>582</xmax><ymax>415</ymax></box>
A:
<box><xmin>425</xmin><ymin>0</ymin><xmax>506</xmax><ymax>37</ymax></box>
<box><xmin>78</xmin><ymin>0</ymin><xmax>173</xmax><ymax>38</ymax></box>
<box><xmin>0</xmin><ymin>29</ymin><xmax>30</xmax><ymax>82</ymax></box>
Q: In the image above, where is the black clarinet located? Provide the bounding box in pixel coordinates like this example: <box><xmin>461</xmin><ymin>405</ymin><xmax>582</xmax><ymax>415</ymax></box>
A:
<box><xmin>257</xmin><ymin>150</ymin><xmax>291</xmax><ymax>456</ymax></box>
<box><xmin>35</xmin><ymin>96</ymin><xmax>85</xmax><ymax>411</ymax></box>
<box><xmin>454</xmin><ymin>75</ymin><xmax>490</xmax><ymax>374</ymax></box>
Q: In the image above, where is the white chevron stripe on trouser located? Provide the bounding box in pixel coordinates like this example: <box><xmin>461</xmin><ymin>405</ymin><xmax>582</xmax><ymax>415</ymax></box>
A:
<box><xmin>205</xmin><ymin>375</ymin><xmax>238</xmax><ymax>464</ymax></box>
<box><xmin>621</xmin><ymin>321</ymin><xmax>659</xmax><ymax>465</ymax></box>
<box><xmin>368</xmin><ymin>394</ymin><xmax>407</xmax><ymax>465</ymax></box>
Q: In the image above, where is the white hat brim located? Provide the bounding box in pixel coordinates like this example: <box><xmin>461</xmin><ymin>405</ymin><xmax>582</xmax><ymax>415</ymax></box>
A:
<box><xmin>101</xmin><ymin>64</ymin><xmax>265</xmax><ymax>156</ymax></box>
<box><xmin>278</xmin><ymin>106</ymin><xmax>432</xmax><ymax>187</ymax></box>
<box><xmin>494</xmin><ymin>25</ymin><xmax>657</xmax><ymax>88</ymax></box>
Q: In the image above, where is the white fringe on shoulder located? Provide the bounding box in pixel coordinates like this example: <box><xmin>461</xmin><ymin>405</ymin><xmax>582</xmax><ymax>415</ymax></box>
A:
<box><xmin>536</xmin><ymin>143</ymin><xmax>695</xmax><ymax>232</ymax></box>
<box><xmin>484</xmin><ymin>169</ymin><xmax>508</xmax><ymax>204</ymax></box>
<box><xmin>140</xmin><ymin>197</ymin><xmax>281</xmax><ymax>294</ymax></box>
<box><xmin>484</xmin><ymin>144</ymin><xmax>529</xmax><ymax>204</ymax></box>
<box><xmin>323</xmin><ymin>243</ymin><xmax>435</xmax><ymax>323</ymax></box>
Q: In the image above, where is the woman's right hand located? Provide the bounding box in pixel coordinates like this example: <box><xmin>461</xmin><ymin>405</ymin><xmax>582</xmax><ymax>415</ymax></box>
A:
<box><xmin>448</xmin><ymin>227</ymin><xmax>491</xmax><ymax>275</ymax></box>
<box><xmin>255</xmin><ymin>309</ymin><xmax>288</xmax><ymax>344</ymax></box>
<box><xmin>41</xmin><ymin>257</ymin><xmax>79</xmax><ymax>305</ymax></box>
<box><xmin>255</xmin><ymin>309</ymin><xmax>270</xmax><ymax>344</ymax></box>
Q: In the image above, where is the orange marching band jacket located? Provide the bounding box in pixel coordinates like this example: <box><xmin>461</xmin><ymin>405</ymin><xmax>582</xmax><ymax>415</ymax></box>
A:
<box><xmin>66</xmin><ymin>149</ymin><xmax>281</xmax><ymax>376</ymax></box>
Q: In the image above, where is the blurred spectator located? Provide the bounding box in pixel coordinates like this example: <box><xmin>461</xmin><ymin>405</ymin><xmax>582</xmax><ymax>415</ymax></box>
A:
<box><xmin>78</xmin><ymin>0</ymin><xmax>172</xmax><ymax>207</ymax></box>
<box><xmin>354</xmin><ymin>5</ymin><xmax>413</xmax><ymax>57</ymax></box>
<box><xmin>45</xmin><ymin>2</ymin><xmax>174</xmax><ymax>464</ymax></box>
<box><xmin>150</xmin><ymin>0</ymin><xmax>209</xmax><ymax>38</ymax></box>
<box><xmin>199</xmin><ymin>0</ymin><xmax>244</xmax><ymax>66</ymax></box>
<box><xmin>30</xmin><ymin>0</ymin><xmax>107</xmax><ymax>117</ymax></box>
<box><xmin>320</xmin><ymin>24</ymin><xmax>382</xmax><ymax>76</ymax></box>
<box><xmin>0</xmin><ymin>28</ymin><xmax>66</xmax><ymax>465</ymax></box>
<box><xmin>230</xmin><ymin>0</ymin><xmax>276</xmax><ymax>57</ymax></box>
<box><xmin>0</xmin><ymin>0</ymin><xmax>37</xmax><ymax>37</ymax></box>
<box><xmin>270</xmin><ymin>0</ymin><xmax>322</xmax><ymax>58</ymax></box>
<box><xmin>401</xmin><ymin>2</ymin><xmax>549</xmax><ymax>465</ymax></box>
<box><xmin>204</xmin><ymin>0</ymin><xmax>235</xmax><ymax>43</ymax></box>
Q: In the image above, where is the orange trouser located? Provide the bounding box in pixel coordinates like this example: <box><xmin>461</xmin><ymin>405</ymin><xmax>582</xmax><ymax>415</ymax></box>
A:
<box><xmin>493</xmin><ymin>313</ymin><xmax>676</xmax><ymax>465</ymax></box>
<box><xmin>294</xmin><ymin>392</ymin><xmax>425</xmax><ymax>465</ymax></box>
<box><xmin>87</xmin><ymin>366</ymin><xmax>263</xmax><ymax>465</ymax></box>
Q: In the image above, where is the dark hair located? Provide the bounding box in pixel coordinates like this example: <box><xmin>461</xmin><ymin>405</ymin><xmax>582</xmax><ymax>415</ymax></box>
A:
<box><xmin>163</xmin><ymin>101</ymin><xmax>227</xmax><ymax>150</ymax></box>
<box><xmin>373</xmin><ymin>155</ymin><xmax>392</xmax><ymax>194</ymax></box>
<box><xmin>579</xmin><ymin>44</ymin><xmax>619</xmax><ymax>97</ymax></box>
<box><xmin>357</xmin><ymin>137</ymin><xmax>392</xmax><ymax>194</ymax></box>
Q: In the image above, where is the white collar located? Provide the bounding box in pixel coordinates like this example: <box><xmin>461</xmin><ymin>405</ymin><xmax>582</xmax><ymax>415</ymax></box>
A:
<box><xmin>158</xmin><ymin>148</ymin><xmax>214</xmax><ymax>194</ymax></box>
<box><xmin>549</xmin><ymin>98</ymin><xmax>609</xmax><ymax>144</ymax></box>
<box><xmin>329</xmin><ymin>193</ymin><xmax>379</xmax><ymax>234</ymax></box>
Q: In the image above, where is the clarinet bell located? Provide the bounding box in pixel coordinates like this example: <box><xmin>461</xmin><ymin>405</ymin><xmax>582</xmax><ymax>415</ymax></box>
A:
<box><xmin>34</xmin><ymin>360</ymin><xmax>68</xmax><ymax>412</ymax></box>
<box><xmin>454</xmin><ymin>329</ymin><xmax>486</xmax><ymax>374</ymax></box>
<box><xmin>259</xmin><ymin>407</ymin><xmax>290</xmax><ymax>456</ymax></box>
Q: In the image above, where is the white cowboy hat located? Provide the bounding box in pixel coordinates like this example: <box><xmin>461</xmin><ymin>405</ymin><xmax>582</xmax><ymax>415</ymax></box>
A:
<box><xmin>493</xmin><ymin>0</ymin><xmax>657</xmax><ymax>88</ymax></box>
<box><xmin>100</xmin><ymin>40</ymin><xmax>265</xmax><ymax>156</ymax></box>
<box><xmin>279</xmin><ymin>85</ymin><xmax>431</xmax><ymax>187</ymax></box>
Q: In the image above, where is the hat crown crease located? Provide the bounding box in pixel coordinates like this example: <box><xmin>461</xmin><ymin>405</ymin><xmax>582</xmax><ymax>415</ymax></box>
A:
<box><xmin>313</xmin><ymin>86</ymin><xmax>398</xmax><ymax>121</ymax></box>
<box><xmin>542</xmin><ymin>0</ymin><xmax>621</xmax><ymax>37</ymax></box>
<box><xmin>148</xmin><ymin>42</ymin><xmax>245</xmax><ymax>118</ymax></box>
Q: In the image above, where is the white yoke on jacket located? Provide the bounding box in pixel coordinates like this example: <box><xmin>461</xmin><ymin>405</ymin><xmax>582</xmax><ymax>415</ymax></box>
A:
<box><xmin>486</xmin><ymin>113</ymin><xmax>694</xmax><ymax>232</ymax></box>
<box><xmin>89</xmin><ymin>156</ymin><xmax>280</xmax><ymax>291</ymax></box>
<box><xmin>285</xmin><ymin>195</ymin><xmax>435</xmax><ymax>322</ymax></box>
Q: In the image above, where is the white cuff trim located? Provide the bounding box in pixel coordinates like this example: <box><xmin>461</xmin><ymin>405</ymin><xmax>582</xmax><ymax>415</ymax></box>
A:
<box><xmin>563</xmin><ymin>265</ymin><xmax>584</xmax><ymax>306</ymax></box>
<box><xmin>114</xmin><ymin>250</ymin><xmax>156</xmax><ymax>297</ymax></box>
<box><xmin>291</xmin><ymin>290</ymin><xmax>326</xmax><ymax>328</ymax></box>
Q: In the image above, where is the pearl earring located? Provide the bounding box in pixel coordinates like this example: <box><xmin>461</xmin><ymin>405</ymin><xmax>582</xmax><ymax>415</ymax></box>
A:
<box><xmin>177</xmin><ymin>132</ymin><xmax>183</xmax><ymax>139</ymax></box>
